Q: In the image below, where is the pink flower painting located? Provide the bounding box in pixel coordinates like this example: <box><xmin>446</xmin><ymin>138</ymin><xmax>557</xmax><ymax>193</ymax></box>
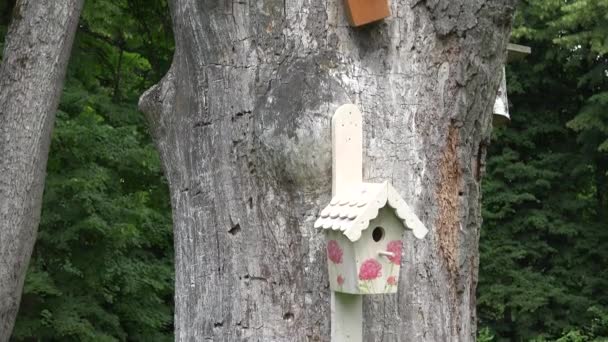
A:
<box><xmin>327</xmin><ymin>240</ymin><xmax>343</xmax><ymax>264</ymax></box>
<box><xmin>386</xmin><ymin>240</ymin><xmax>402</xmax><ymax>265</ymax></box>
<box><xmin>359</xmin><ymin>259</ymin><xmax>382</xmax><ymax>280</ymax></box>
<box><xmin>337</xmin><ymin>275</ymin><xmax>345</xmax><ymax>286</ymax></box>
<box><xmin>387</xmin><ymin>275</ymin><xmax>397</xmax><ymax>286</ymax></box>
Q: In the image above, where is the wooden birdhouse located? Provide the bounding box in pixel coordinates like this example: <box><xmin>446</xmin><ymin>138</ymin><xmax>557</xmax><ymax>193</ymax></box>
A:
<box><xmin>344</xmin><ymin>0</ymin><xmax>390</xmax><ymax>27</ymax></box>
<box><xmin>314</xmin><ymin>182</ymin><xmax>428</xmax><ymax>294</ymax></box>
<box><xmin>314</xmin><ymin>104</ymin><xmax>428</xmax><ymax>295</ymax></box>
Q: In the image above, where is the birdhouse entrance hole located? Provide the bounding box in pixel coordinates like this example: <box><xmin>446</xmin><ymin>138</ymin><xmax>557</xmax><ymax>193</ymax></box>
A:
<box><xmin>372</xmin><ymin>227</ymin><xmax>384</xmax><ymax>242</ymax></box>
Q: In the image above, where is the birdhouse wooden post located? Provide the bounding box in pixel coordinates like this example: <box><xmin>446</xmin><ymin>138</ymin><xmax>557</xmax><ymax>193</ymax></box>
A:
<box><xmin>343</xmin><ymin>0</ymin><xmax>391</xmax><ymax>27</ymax></box>
<box><xmin>314</xmin><ymin>104</ymin><xmax>428</xmax><ymax>341</ymax></box>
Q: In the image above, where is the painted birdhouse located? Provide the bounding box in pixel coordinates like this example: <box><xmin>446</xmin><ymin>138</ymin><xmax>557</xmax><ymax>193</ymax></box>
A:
<box><xmin>314</xmin><ymin>104</ymin><xmax>428</xmax><ymax>295</ymax></box>
<box><xmin>315</xmin><ymin>182</ymin><xmax>428</xmax><ymax>294</ymax></box>
<box><xmin>344</xmin><ymin>0</ymin><xmax>390</xmax><ymax>27</ymax></box>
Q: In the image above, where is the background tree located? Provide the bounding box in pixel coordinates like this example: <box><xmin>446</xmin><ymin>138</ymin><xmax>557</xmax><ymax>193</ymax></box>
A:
<box><xmin>0</xmin><ymin>0</ymin><xmax>176</xmax><ymax>340</ymax></box>
<box><xmin>478</xmin><ymin>0</ymin><xmax>608</xmax><ymax>340</ymax></box>
<box><xmin>0</xmin><ymin>1</ymin><xmax>83</xmax><ymax>339</ymax></box>
<box><xmin>139</xmin><ymin>0</ymin><xmax>517</xmax><ymax>340</ymax></box>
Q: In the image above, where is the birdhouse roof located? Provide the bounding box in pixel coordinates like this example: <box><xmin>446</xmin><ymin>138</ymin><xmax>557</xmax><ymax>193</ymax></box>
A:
<box><xmin>314</xmin><ymin>182</ymin><xmax>428</xmax><ymax>242</ymax></box>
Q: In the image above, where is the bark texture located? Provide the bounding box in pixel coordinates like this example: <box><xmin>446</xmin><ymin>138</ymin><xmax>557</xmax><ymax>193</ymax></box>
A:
<box><xmin>139</xmin><ymin>0</ymin><xmax>516</xmax><ymax>340</ymax></box>
<box><xmin>0</xmin><ymin>1</ymin><xmax>83</xmax><ymax>340</ymax></box>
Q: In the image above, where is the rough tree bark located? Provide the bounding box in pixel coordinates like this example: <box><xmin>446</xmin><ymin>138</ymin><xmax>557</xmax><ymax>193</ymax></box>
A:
<box><xmin>0</xmin><ymin>1</ymin><xmax>83</xmax><ymax>340</ymax></box>
<box><xmin>139</xmin><ymin>0</ymin><xmax>516</xmax><ymax>340</ymax></box>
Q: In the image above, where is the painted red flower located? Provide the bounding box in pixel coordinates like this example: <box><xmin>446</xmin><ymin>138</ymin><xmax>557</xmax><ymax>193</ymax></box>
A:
<box><xmin>337</xmin><ymin>275</ymin><xmax>345</xmax><ymax>286</ymax></box>
<box><xmin>387</xmin><ymin>240</ymin><xmax>402</xmax><ymax>265</ymax></box>
<box><xmin>358</xmin><ymin>259</ymin><xmax>382</xmax><ymax>280</ymax></box>
<box><xmin>387</xmin><ymin>275</ymin><xmax>397</xmax><ymax>286</ymax></box>
<box><xmin>327</xmin><ymin>240</ymin><xmax>343</xmax><ymax>264</ymax></box>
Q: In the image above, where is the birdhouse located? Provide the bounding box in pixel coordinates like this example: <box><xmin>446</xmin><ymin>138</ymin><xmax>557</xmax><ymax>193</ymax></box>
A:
<box><xmin>493</xmin><ymin>43</ymin><xmax>531</xmax><ymax>126</ymax></box>
<box><xmin>493</xmin><ymin>66</ymin><xmax>510</xmax><ymax>125</ymax></box>
<box><xmin>314</xmin><ymin>182</ymin><xmax>428</xmax><ymax>294</ymax></box>
<box><xmin>343</xmin><ymin>0</ymin><xmax>390</xmax><ymax>27</ymax></box>
<box><xmin>314</xmin><ymin>104</ymin><xmax>428</xmax><ymax>295</ymax></box>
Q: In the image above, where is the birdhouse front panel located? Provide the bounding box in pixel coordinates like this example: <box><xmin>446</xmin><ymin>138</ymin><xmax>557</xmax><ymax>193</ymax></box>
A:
<box><xmin>353</xmin><ymin>207</ymin><xmax>404</xmax><ymax>294</ymax></box>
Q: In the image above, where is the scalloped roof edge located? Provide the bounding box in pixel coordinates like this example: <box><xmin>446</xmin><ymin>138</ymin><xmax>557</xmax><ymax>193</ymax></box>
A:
<box><xmin>314</xmin><ymin>181</ymin><xmax>428</xmax><ymax>242</ymax></box>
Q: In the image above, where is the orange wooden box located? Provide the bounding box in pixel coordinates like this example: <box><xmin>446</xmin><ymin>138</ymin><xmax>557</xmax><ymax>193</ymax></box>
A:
<box><xmin>344</xmin><ymin>0</ymin><xmax>390</xmax><ymax>27</ymax></box>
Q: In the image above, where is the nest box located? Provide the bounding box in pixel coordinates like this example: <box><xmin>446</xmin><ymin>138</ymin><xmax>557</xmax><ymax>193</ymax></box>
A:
<box><xmin>493</xmin><ymin>43</ymin><xmax>531</xmax><ymax>126</ymax></box>
<box><xmin>344</xmin><ymin>0</ymin><xmax>390</xmax><ymax>27</ymax></box>
<box><xmin>315</xmin><ymin>182</ymin><xmax>427</xmax><ymax>294</ymax></box>
<box><xmin>314</xmin><ymin>104</ymin><xmax>428</xmax><ymax>295</ymax></box>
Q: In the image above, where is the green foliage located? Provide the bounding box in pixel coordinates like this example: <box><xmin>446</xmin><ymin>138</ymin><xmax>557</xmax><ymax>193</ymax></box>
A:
<box><xmin>479</xmin><ymin>327</ymin><xmax>497</xmax><ymax>342</ymax></box>
<box><xmin>0</xmin><ymin>0</ymin><xmax>175</xmax><ymax>340</ymax></box>
<box><xmin>527</xmin><ymin>307</ymin><xmax>608</xmax><ymax>342</ymax></box>
<box><xmin>479</xmin><ymin>0</ymin><xmax>608</xmax><ymax>340</ymax></box>
<box><xmin>554</xmin><ymin>0</ymin><xmax>608</xmax><ymax>158</ymax></box>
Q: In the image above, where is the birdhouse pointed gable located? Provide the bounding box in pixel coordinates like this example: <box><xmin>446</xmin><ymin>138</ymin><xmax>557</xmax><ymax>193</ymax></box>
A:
<box><xmin>314</xmin><ymin>182</ymin><xmax>428</xmax><ymax>241</ymax></box>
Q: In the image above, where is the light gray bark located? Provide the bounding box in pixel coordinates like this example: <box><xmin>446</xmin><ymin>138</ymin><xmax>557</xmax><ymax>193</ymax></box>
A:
<box><xmin>139</xmin><ymin>0</ymin><xmax>516</xmax><ymax>340</ymax></box>
<box><xmin>0</xmin><ymin>1</ymin><xmax>83</xmax><ymax>340</ymax></box>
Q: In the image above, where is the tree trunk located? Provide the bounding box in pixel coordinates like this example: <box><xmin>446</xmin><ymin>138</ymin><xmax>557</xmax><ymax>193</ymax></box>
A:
<box><xmin>0</xmin><ymin>1</ymin><xmax>83</xmax><ymax>340</ymax></box>
<box><xmin>139</xmin><ymin>0</ymin><xmax>516</xmax><ymax>340</ymax></box>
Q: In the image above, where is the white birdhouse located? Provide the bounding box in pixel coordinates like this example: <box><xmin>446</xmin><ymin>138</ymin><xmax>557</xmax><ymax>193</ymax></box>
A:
<box><xmin>314</xmin><ymin>182</ymin><xmax>428</xmax><ymax>294</ymax></box>
<box><xmin>315</xmin><ymin>104</ymin><xmax>428</xmax><ymax>295</ymax></box>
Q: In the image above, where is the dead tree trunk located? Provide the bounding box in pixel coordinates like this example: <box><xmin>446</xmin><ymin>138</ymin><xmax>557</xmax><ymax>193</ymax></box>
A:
<box><xmin>0</xmin><ymin>1</ymin><xmax>83</xmax><ymax>340</ymax></box>
<box><xmin>139</xmin><ymin>0</ymin><xmax>516</xmax><ymax>340</ymax></box>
